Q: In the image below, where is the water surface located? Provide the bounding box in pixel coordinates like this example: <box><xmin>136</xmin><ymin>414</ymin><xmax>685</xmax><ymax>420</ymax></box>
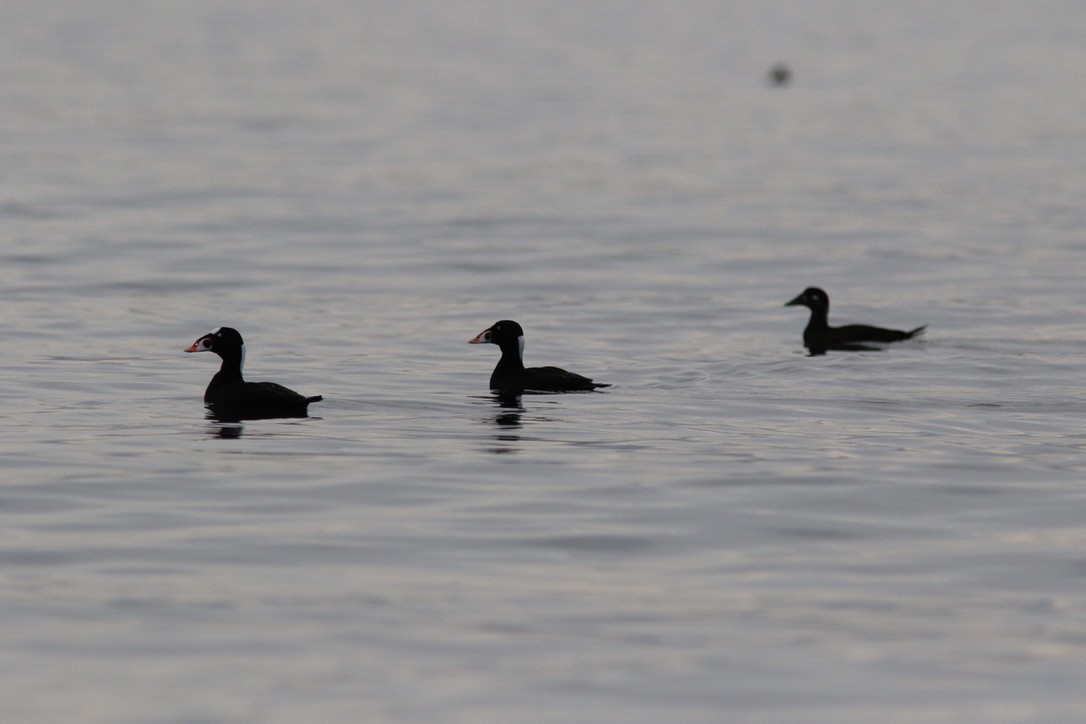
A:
<box><xmin>3</xmin><ymin>2</ymin><xmax>1086</xmax><ymax>722</ymax></box>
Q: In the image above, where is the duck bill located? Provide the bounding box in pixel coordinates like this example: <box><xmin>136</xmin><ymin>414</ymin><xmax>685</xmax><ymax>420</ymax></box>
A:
<box><xmin>784</xmin><ymin>292</ymin><xmax>805</xmax><ymax>307</ymax></box>
<box><xmin>184</xmin><ymin>337</ymin><xmax>209</xmax><ymax>353</ymax></box>
<box><xmin>468</xmin><ymin>331</ymin><xmax>488</xmax><ymax>344</ymax></box>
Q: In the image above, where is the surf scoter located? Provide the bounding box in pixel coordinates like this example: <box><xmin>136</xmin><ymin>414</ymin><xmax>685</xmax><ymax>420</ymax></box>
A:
<box><xmin>184</xmin><ymin>327</ymin><xmax>322</xmax><ymax>420</ymax></box>
<box><xmin>785</xmin><ymin>287</ymin><xmax>926</xmax><ymax>355</ymax></box>
<box><xmin>469</xmin><ymin>320</ymin><xmax>610</xmax><ymax>393</ymax></box>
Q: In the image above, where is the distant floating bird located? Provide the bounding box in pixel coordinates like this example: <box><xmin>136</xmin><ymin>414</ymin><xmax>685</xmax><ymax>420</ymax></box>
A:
<box><xmin>785</xmin><ymin>287</ymin><xmax>926</xmax><ymax>355</ymax></box>
<box><xmin>469</xmin><ymin>320</ymin><xmax>610</xmax><ymax>393</ymax></box>
<box><xmin>768</xmin><ymin>63</ymin><xmax>792</xmax><ymax>86</ymax></box>
<box><xmin>185</xmin><ymin>327</ymin><xmax>322</xmax><ymax>420</ymax></box>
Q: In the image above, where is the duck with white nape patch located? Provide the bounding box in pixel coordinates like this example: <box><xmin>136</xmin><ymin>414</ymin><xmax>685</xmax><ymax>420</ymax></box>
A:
<box><xmin>469</xmin><ymin>320</ymin><xmax>610</xmax><ymax>393</ymax></box>
<box><xmin>184</xmin><ymin>327</ymin><xmax>322</xmax><ymax>421</ymax></box>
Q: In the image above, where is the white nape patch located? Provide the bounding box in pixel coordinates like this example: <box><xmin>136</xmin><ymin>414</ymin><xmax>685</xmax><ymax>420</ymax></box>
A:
<box><xmin>238</xmin><ymin>342</ymin><xmax>245</xmax><ymax>374</ymax></box>
<box><xmin>517</xmin><ymin>335</ymin><xmax>525</xmax><ymax>363</ymax></box>
<box><xmin>210</xmin><ymin>326</ymin><xmax>222</xmax><ymax>334</ymax></box>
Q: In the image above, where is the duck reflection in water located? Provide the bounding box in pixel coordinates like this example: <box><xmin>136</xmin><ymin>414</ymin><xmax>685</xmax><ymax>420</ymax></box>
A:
<box><xmin>207</xmin><ymin>421</ymin><xmax>244</xmax><ymax>439</ymax></box>
<box><xmin>204</xmin><ymin>415</ymin><xmax>318</xmax><ymax>439</ymax></box>
<box><xmin>478</xmin><ymin>392</ymin><xmax>525</xmax><ymax>454</ymax></box>
<box><xmin>203</xmin><ymin>402</ymin><xmax>313</xmax><ymax>424</ymax></box>
<box><xmin>493</xmin><ymin>392</ymin><xmax>524</xmax><ymax>428</ymax></box>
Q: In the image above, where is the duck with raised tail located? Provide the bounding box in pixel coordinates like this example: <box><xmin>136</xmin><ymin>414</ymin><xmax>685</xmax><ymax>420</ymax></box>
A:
<box><xmin>185</xmin><ymin>327</ymin><xmax>322</xmax><ymax>420</ymax></box>
<box><xmin>469</xmin><ymin>320</ymin><xmax>610</xmax><ymax>393</ymax></box>
<box><xmin>785</xmin><ymin>287</ymin><xmax>926</xmax><ymax>355</ymax></box>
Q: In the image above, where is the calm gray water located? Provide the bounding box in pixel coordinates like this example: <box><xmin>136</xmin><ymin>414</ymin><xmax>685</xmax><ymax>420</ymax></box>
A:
<box><xmin>4</xmin><ymin>2</ymin><xmax>1086</xmax><ymax>721</ymax></box>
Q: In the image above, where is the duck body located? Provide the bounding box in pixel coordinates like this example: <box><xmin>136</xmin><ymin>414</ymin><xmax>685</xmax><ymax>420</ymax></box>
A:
<box><xmin>185</xmin><ymin>327</ymin><xmax>321</xmax><ymax>421</ymax></box>
<box><xmin>203</xmin><ymin>376</ymin><xmax>320</xmax><ymax>420</ymax></box>
<box><xmin>785</xmin><ymin>287</ymin><xmax>926</xmax><ymax>355</ymax></box>
<box><xmin>469</xmin><ymin>320</ymin><xmax>609</xmax><ymax>393</ymax></box>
